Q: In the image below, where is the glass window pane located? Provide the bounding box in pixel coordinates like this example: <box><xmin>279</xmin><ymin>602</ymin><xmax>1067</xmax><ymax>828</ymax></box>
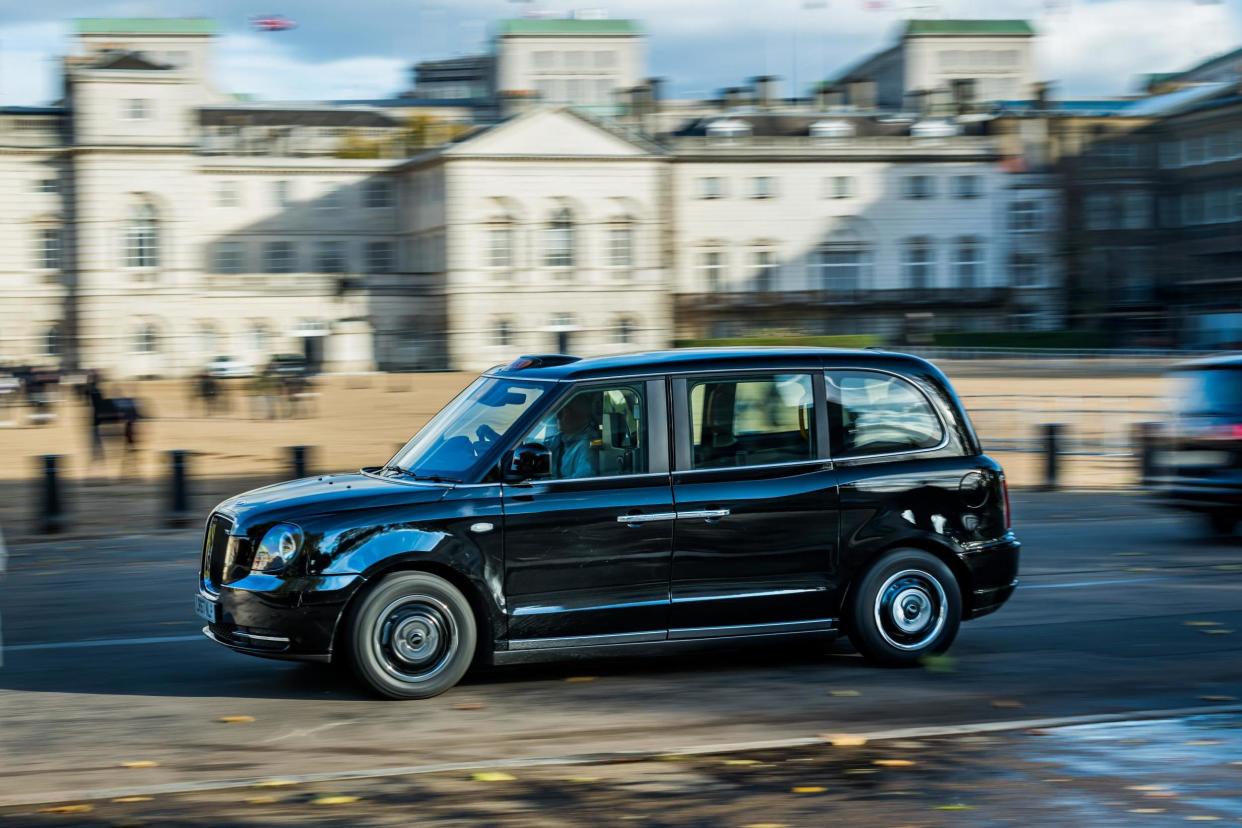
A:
<box><xmin>522</xmin><ymin>384</ymin><xmax>648</xmax><ymax>479</ymax></box>
<box><xmin>829</xmin><ymin>371</ymin><xmax>943</xmax><ymax>458</ymax></box>
<box><xmin>687</xmin><ymin>374</ymin><xmax>815</xmax><ymax>469</ymax></box>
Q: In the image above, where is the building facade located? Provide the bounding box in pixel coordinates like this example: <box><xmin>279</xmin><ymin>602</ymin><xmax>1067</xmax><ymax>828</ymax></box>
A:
<box><xmin>2</xmin><ymin>15</ymin><xmax>1071</xmax><ymax>378</ymax></box>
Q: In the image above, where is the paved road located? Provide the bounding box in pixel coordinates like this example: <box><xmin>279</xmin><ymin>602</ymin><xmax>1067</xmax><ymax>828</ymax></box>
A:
<box><xmin>0</xmin><ymin>492</ymin><xmax>1239</xmax><ymax>808</ymax></box>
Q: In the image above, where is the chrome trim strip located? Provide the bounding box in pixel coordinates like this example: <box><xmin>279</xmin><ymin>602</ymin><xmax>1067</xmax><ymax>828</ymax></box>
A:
<box><xmin>677</xmin><ymin>508</ymin><xmax>730</xmax><ymax>520</ymax></box>
<box><xmin>676</xmin><ymin>459</ymin><xmax>832</xmax><ymax>476</ymax></box>
<box><xmin>669</xmin><ymin>618</ymin><xmax>837</xmax><ymax>640</ymax></box>
<box><xmin>508</xmin><ymin>630</ymin><xmax>666</xmax><ymax>650</ymax></box>
<box><xmin>508</xmin><ymin>471</ymin><xmax>670</xmax><ymax>488</ymax></box>
<box><xmin>615</xmin><ymin>511</ymin><xmax>678</xmax><ymax>523</ymax></box>
<box><xmin>231</xmin><ymin>631</ymin><xmax>291</xmax><ymax>644</ymax></box>
<box><xmin>513</xmin><ymin>598</ymin><xmax>667</xmax><ymax>616</ymax></box>
<box><xmin>672</xmin><ymin>587</ymin><xmax>825</xmax><ymax>604</ymax></box>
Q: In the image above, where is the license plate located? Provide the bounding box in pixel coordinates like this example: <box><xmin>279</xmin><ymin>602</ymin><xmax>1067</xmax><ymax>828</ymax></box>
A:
<box><xmin>194</xmin><ymin>593</ymin><xmax>219</xmax><ymax>624</ymax></box>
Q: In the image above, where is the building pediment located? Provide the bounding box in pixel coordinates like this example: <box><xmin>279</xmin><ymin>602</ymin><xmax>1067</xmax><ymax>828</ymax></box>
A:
<box><xmin>444</xmin><ymin>107</ymin><xmax>658</xmax><ymax>158</ymax></box>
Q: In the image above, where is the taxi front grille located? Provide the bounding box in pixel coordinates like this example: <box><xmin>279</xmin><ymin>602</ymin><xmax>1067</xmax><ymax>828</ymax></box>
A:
<box><xmin>201</xmin><ymin>513</ymin><xmax>234</xmax><ymax>592</ymax></box>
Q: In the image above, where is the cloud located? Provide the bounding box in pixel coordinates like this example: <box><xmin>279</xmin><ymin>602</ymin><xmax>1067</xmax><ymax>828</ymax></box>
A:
<box><xmin>214</xmin><ymin>32</ymin><xmax>406</xmax><ymax>101</ymax></box>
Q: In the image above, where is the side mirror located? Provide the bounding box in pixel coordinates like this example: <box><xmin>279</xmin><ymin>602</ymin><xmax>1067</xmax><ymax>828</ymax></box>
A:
<box><xmin>505</xmin><ymin>443</ymin><xmax>551</xmax><ymax>483</ymax></box>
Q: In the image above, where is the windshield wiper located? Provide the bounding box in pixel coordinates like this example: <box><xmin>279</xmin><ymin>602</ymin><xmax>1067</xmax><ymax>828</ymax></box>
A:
<box><xmin>411</xmin><ymin>473</ymin><xmax>459</xmax><ymax>484</ymax></box>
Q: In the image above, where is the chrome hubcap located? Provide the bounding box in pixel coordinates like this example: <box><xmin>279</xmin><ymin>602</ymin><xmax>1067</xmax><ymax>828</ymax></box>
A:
<box><xmin>374</xmin><ymin>595</ymin><xmax>457</xmax><ymax>683</ymax></box>
<box><xmin>874</xmin><ymin>569</ymin><xmax>947</xmax><ymax>651</ymax></box>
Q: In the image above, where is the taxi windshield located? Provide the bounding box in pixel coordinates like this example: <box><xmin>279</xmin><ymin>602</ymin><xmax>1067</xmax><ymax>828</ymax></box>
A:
<box><xmin>387</xmin><ymin>376</ymin><xmax>551</xmax><ymax>481</ymax></box>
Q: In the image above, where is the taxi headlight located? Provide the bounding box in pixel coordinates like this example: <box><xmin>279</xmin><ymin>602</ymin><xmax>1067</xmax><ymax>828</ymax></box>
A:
<box><xmin>252</xmin><ymin>523</ymin><xmax>303</xmax><ymax>573</ymax></box>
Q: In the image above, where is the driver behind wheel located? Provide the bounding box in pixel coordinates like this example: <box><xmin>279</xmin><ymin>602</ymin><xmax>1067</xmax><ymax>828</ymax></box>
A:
<box><xmin>547</xmin><ymin>393</ymin><xmax>599</xmax><ymax>479</ymax></box>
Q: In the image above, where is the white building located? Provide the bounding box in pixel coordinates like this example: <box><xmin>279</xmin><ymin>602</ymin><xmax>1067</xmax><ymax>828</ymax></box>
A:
<box><xmin>833</xmin><ymin>19</ymin><xmax>1038</xmax><ymax>110</ymax></box>
<box><xmin>0</xmin><ymin>16</ymin><xmax>1061</xmax><ymax>378</ymax></box>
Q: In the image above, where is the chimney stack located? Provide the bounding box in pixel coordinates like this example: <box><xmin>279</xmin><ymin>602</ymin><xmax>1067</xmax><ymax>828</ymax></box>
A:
<box><xmin>751</xmin><ymin>75</ymin><xmax>780</xmax><ymax>110</ymax></box>
<box><xmin>849</xmin><ymin>79</ymin><xmax>877</xmax><ymax>111</ymax></box>
<box><xmin>816</xmin><ymin>83</ymin><xmax>844</xmax><ymax>110</ymax></box>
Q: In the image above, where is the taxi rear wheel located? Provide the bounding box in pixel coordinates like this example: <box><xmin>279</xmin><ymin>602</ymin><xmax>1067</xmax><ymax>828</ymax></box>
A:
<box><xmin>847</xmin><ymin>549</ymin><xmax>962</xmax><ymax>667</ymax></box>
<box><xmin>344</xmin><ymin>572</ymin><xmax>476</xmax><ymax>700</ymax></box>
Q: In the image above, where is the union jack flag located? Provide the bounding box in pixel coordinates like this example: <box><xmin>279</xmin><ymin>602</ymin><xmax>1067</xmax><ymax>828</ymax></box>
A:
<box><xmin>251</xmin><ymin>15</ymin><xmax>297</xmax><ymax>32</ymax></box>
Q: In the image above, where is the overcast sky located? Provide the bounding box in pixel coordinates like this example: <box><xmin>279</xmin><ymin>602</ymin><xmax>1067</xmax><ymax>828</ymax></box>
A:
<box><xmin>1</xmin><ymin>0</ymin><xmax>1239</xmax><ymax>105</ymax></box>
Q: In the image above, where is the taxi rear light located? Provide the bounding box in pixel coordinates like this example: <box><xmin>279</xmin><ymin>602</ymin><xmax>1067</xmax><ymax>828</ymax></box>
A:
<box><xmin>1001</xmin><ymin>474</ymin><xmax>1012</xmax><ymax>530</ymax></box>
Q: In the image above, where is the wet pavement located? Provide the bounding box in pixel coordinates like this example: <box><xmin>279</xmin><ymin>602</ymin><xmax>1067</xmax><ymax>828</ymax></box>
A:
<box><xmin>1</xmin><ymin>713</ymin><xmax>1239</xmax><ymax>826</ymax></box>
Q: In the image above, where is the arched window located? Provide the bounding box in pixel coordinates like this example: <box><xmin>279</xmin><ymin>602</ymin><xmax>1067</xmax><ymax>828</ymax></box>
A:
<box><xmin>544</xmin><ymin>208</ymin><xmax>574</xmax><ymax>268</ymax></box>
<box><xmin>812</xmin><ymin>221</ymin><xmax>872</xmax><ymax>294</ymax></box>
<box><xmin>487</xmin><ymin>217</ymin><xmax>514</xmax><ymax>272</ymax></box>
<box><xmin>902</xmin><ymin>237</ymin><xmax>935</xmax><ymax>290</ymax></box>
<box><xmin>606</xmin><ymin>217</ymin><xmax>633</xmax><ymax>273</ymax></box>
<box><xmin>125</xmin><ymin>201</ymin><xmax>159</xmax><ymax>268</ymax></box>
<box><xmin>614</xmin><ymin>316</ymin><xmax>636</xmax><ymax>345</ymax></box>
<box><xmin>133</xmin><ymin>322</ymin><xmax>160</xmax><ymax>354</ymax></box>
<box><xmin>495</xmin><ymin>318</ymin><xmax>513</xmax><ymax>347</ymax></box>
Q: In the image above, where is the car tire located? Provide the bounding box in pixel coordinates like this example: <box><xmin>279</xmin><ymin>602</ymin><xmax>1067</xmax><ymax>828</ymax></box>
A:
<box><xmin>344</xmin><ymin>572</ymin><xmax>476</xmax><ymax>700</ymax></box>
<box><xmin>847</xmin><ymin>548</ymin><xmax>962</xmax><ymax>667</ymax></box>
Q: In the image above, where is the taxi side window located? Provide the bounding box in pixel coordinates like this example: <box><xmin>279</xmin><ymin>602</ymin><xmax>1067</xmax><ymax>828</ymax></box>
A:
<box><xmin>828</xmin><ymin>370</ymin><xmax>944</xmax><ymax>458</ymax></box>
<box><xmin>687</xmin><ymin>374</ymin><xmax>815</xmax><ymax>469</ymax></box>
<box><xmin>522</xmin><ymin>384</ymin><xmax>647</xmax><ymax>479</ymax></box>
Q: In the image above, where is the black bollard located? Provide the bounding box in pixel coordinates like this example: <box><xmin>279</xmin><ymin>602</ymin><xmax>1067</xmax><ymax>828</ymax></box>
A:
<box><xmin>37</xmin><ymin>454</ymin><xmax>64</xmax><ymax>534</ymax></box>
<box><xmin>290</xmin><ymin>445</ymin><xmax>311</xmax><ymax>479</ymax></box>
<box><xmin>168</xmin><ymin>449</ymin><xmax>191</xmax><ymax>527</ymax></box>
<box><xmin>1133</xmin><ymin>421</ymin><xmax>1159</xmax><ymax>488</ymax></box>
<box><xmin>1041</xmin><ymin>423</ymin><xmax>1062</xmax><ymax>491</ymax></box>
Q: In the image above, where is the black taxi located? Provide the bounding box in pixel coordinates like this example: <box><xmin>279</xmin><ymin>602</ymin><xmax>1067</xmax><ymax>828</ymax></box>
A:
<box><xmin>196</xmin><ymin>348</ymin><xmax>1019</xmax><ymax>699</ymax></box>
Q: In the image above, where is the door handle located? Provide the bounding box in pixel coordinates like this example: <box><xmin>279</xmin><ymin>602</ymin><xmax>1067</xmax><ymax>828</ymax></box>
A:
<box><xmin>678</xmin><ymin>509</ymin><xmax>731</xmax><ymax>521</ymax></box>
<box><xmin>616</xmin><ymin>511</ymin><xmax>677</xmax><ymax>525</ymax></box>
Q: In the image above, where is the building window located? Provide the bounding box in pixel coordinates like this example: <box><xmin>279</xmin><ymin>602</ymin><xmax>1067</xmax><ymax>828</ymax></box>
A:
<box><xmin>264</xmin><ymin>241</ymin><xmax>296</xmax><ymax>273</ymax></box>
<box><xmin>1009</xmin><ymin>200</ymin><xmax>1041</xmax><ymax>232</ymax></box>
<box><xmin>952</xmin><ymin>175</ymin><xmax>981</xmax><ymax>199</ymax></box>
<box><xmin>211</xmin><ymin>241</ymin><xmax>243</xmax><ymax>274</ymax></box>
<box><xmin>1207</xmin><ymin>189</ymin><xmax>1229</xmax><ymax>224</ymax></box>
<box><xmin>215</xmin><ymin>180</ymin><xmax>240</xmax><ymax>208</ymax></box>
<box><xmin>44</xmin><ymin>323</ymin><xmax>61</xmax><ymax>357</ymax></box>
<box><xmin>698</xmin><ymin>249</ymin><xmax>725</xmax><ymax>292</ymax></box>
<box><xmin>125</xmin><ymin>202</ymin><xmax>159</xmax><ymax>268</ymax></box>
<box><xmin>1085</xmin><ymin>193</ymin><xmax>1113</xmax><ymax>231</ymax></box>
<box><xmin>595</xmin><ymin>50</ymin><xmax>616</xmax><ymax>68</ymax></box>
<box><xmin>36</xmin><ymin>178</ymin><xmax>58</xmax><ymax>194</ymax></box>
<box><xmin>1011</xmin><ymin>252</ymin><xmax>1042</xmax><ymax>288</ymax></box>
<box><xmin>272</xmin><ymin>179</ymin><xmax>292</xmax><ymax>207</ymax></box>
<box><xmin>318</xmin><ymin>185</ymin><xmax>342</xmax><ymax>211</ymax></box>
<box><xmin>1186</xmin><ymin>136</ymin><xmax>1207</xmax><ymax>165</ymax></box>
<box><xmin>825</xmin><ymin>176</ymin><xmax>854</xmax><ymax>199</ymax></box>
<box><xmin>902</xmin><ymin>175</ymin><xmax>936</xmax><ymax>199</ymax></box>
<box><xmin>953</xmin><ymin>237</ymin><xmax>983</xmax><ymax>288</ymax></box>
<box><xmin>495</xmin><ymin>318</ymin><xmax>513</xmax><ymax>347</ymax></box>
<box><xmin>607</xmin><ymin>220</ymin><xmax>634</xmax><ymax>270</ymax></box>
<box><xmin>37</xmin><ymin>227</ymin><xmax>62</xmax><ymax>271</ymax></box>
<box><xmin>812</xmin><ymin>246</ymin><xmax>868</xmax><ymax>294</ymax></box>
<box><xmin>533</xmin><ymin>51</ymin><xmax>555</xmax><ymax>69</ymax></box>
<box><xmin>365</xmin><ymin>179</ymin><xmax>393</xmax><ymax>208</ymax></box>
<box><xmin>124</xmin><ymin>99</ymin><xmax>151</xmax><ymax>120</ymax></box>
<box><xmin>751</xmin><ymin>249</ymin><xmax>778</xmax><ymax>292</ymax></box>
<box><xmin>366</xmin><ymin>241</ymin><xmax>394</xmax><ymax>274</ymax></box>
<box><xmin>750</xmin><ymin>177</ymin><xmax>776</xmax><ymax>199</ymax></box>
<box><xmin>315</xmin><ymin>240</ymin><xmax>346</xmax><ymax>273</ymax></box>
<box><xmin>544</xmin><ymin>208</ymin><xmax>575</xmax><ymax>269</ymax></box>
<box><xmin>487</xmin><ymin>221</ymin><xmax>513</xmax><ymax>271</ymax></box>
<box><xmin>902</xmin><ymin>237</ymin><xmax>934</xmax><ymax>289</ymax></box>
<box><xmin>1183</xmin><ymin>192</ymin><xmax>1206</xmax><ymax>225</ymax></box>
<box><xmin>1121</xmin><ymin>191</ymin><xmax>1151</xmax><ymax>229</ymax></box>
<box><xmin>699</xmin><ymin>177</ymin><xmax>725</xmax><ymax>199</ymax></box>
<box><xmin>132</xmin><ymin>323</ymin><xmax>159</xmax><ymax>354</ymax></box>
<box><xmin>1160</xmin><ymin>141</ymin><xmax>1182</xmax><ymax>169</ymax></box>
<box><xmin>614</xmin><ymin>316</ymin><xmax>636</xmax><ymax>345</ymax></box>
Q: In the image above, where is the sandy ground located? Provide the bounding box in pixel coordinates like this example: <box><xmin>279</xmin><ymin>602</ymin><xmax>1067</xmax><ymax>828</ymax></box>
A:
<box><xmin>0</xmin><ymin>368</ymin><xmax>1168</xmax><ymax>539</ymax></box>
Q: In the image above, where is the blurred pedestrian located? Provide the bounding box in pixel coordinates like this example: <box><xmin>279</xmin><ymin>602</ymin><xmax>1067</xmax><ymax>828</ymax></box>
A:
<box><xmin>84</xmin><ymin>370</ymin><xmax>107</xmax><ymax>460</ymax></box>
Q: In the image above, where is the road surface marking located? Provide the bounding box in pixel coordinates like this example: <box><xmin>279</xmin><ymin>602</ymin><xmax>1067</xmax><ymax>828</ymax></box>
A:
<box><xmin>4</xmin><ymin>634</ymin><xmax>203</xmax><ymax>653</ymax></box>
<box><xmin>1022</xmin><ymin>577</ymin><xmax>1164</xmax><ymax>590</ymax></box>
<box><xmin>1</xmin><ymin>703</ymin><xmax>1239</xmax><ymax>809</ymax></box>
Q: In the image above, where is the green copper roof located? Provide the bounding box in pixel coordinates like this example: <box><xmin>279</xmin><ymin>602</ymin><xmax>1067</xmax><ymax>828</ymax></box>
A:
<box><xmin>904</xmin><ymin>19</ymin><xmax>1034</xmax><ymax>36</ymax></box>
<box><xmin>496</xmin><ymin>18</ymin><xmax>640</xmax><ymax>36</ymax></box>
<box><xmin>75</xmin><ymin>18</ymin><xmax>216</xmax><ymax>35</ymax></box>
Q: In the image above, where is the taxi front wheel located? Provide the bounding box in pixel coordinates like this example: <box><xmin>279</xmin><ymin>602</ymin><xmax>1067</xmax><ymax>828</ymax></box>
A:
<box><xmin>847</xmin><ymin>549</ymin><xmax>962</xmax><ymax>666</ymax></box>
<box><xmin>344</xmin><ymin>572</ymin><xmax>477</xmax><ymax>699</ymax></box>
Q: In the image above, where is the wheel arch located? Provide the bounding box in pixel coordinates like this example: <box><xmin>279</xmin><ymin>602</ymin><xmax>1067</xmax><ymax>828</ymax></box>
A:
<box><xmin>331</xmin><ymin>558</ymin><xmax>495</xmax><ymax>665</ymax></box>
<box><xmin>840</xmin><ymin>537</ymin><xmax>975</xmax><ymax>628</ymax></box>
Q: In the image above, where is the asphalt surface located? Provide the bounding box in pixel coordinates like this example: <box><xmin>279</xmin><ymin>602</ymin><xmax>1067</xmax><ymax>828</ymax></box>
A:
<box><xmin>0</xmin><ymin>492</ymin><xmax>1240</xmax><ymax>819</ymax></box>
